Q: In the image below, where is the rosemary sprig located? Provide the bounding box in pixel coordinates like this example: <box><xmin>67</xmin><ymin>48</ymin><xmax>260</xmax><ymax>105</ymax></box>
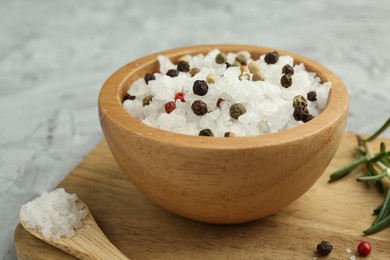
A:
<box><xmin>329</xmin><ymin>116</ymin><xmax>390</xmax><ymax>235</ymax></box>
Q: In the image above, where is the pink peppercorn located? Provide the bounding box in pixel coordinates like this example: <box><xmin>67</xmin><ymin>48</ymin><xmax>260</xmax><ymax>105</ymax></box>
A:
<box><xmin>165</xmin><ymin>101</ymin><xmax>176</xmax><ymax>114</ymax></box>
<box><xmin>357</xmin><ymin>241</ymin><xmax>371</xmax><ymax>256</ymax></box>
<box><xmin>174</xmin><ymin>92</ymin><xmax>185</xmax><ymax>102</ymax></box>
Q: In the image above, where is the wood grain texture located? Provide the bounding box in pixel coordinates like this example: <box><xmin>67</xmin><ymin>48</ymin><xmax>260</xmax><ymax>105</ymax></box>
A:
<box><xmin>15</xmin><ymin>133</ymin><xmax>390</xmax><ymax>259</ymax></box>
<box><xmin>20</xmin><ymin>200</ymin><xmax>129</xmax><ymax>260</ymax></box>
<box><xmin>98</xmin><ymin>44</ymin><xmax>349</xmax><ymax>223</ymax></box>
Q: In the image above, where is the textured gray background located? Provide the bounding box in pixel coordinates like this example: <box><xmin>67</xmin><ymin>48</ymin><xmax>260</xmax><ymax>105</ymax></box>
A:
<box><xmin>1</xmin><ymin>0</ymin><xmax>390</xmax><ymax>259</ymax></box>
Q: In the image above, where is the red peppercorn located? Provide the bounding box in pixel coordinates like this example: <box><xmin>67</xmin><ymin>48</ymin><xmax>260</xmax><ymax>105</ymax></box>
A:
<box><xmin>164</xmin><ymin>101</ymin><xmax>176</xmax><ymax>114</ymax></box>
<box><xmin>216</xmin><ymin>98</ymin><xmax>224</xmax><ymax>108</ymax></box>
<box><xmin>357</xmin><ymin>241</ymin><xmax>371</xmax><ymax>256</ymax></box>
<box><xmin>174</xmin><ymin>92</ymin><xmax>185</xmax><ymax>102</ymax></box>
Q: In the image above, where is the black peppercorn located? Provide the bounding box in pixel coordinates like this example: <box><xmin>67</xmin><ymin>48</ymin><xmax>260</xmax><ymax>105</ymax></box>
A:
<box><xmin>144</xmin><ymin>73</ymin><xmax>155</xmax><ymax>84</ymax></box>
<box><xmin>307</xmin><ymin>91</ymin><xmax>317</xmax><ymax>101</ymax></box>
<box><xmin>293</xmin><ymin>105</ymin><xmax>308</xmax><ymax>121</ymax></box>
<box><xmin>199</xmin><ymin>129</ymin><xmax>214</xmax><ymax>137</ymax></box>
<box><xmin>193</xmin><ymin>80</ymin><xmax>209</xmax><ymax>96</ymax></box>
<box><xmin>166</xmin><ymin>69</ymin><xmax>179</xmax><ymax>78</ymax></box>
<box><xmin>224</xmin><ymin>132</ymin><xmax>236</xmax><ymax>137</ymax></box>
<box><xmin>264</xmin><ymin>51</ymin><xmax>279</xmax><ymax>64</ymax></box>
<box><xmin>191</xmin><ymin>100</ymin><xmax>208</xmax><ymax>116</ymax></box>
<box><xmin>177</xmin><ymin>60</ymin><xmax>190</xmax><ymax>72</ymax></box>
<box><xmin>124</xmin><ymin>93</ymin><xmax>135</xmax><ymax>101</ymax></box>
<box><xmin>316</xmin><ymin>241</ymin><xmax>333</xmax><ymax>256</ymax></box>
<box><xmin>142</xmin><ymin>95</ymin><xmax>153</xmax><ymax>107</ymax></box>
<box><xmin>281</xmin><ymin>74</ymin><xmax>292</xmax><ymax>88</ymax></box>
<box><xmin>293</xmin><ymin>105</ymin><xmax>314</xmax><ymax>122</ymax></box>
<box><xmin>230</xmin><ymin>103</ymin><xmax>246</xmax><ymax>119</ymax></box>
<box><xmin>282</xmin><ymin>64</ymin><xmax>294</xmax><ymax>75</ymax></box>
<box><xmin>302</xmin><ymin>114</ymin><xmax>314</xmax><ymax>123</ymax></box>
<box><xmin>225</xmin><ymin>62</ymin><xmax>232</xmax><ymax>68</ymax></box>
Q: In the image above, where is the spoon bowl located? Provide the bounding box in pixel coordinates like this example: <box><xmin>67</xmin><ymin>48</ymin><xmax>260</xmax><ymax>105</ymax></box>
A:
<box><xmin>20</xmin><ymin>199</ymin><xmax>129</xmax><ymax>260</ymax></box>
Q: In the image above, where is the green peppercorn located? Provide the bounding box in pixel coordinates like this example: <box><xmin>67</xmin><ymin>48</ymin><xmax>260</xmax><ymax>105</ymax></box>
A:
<box><xmin>264</xmin><ymin>51</ymin><xmax>279</xmax><ymax>64</ymax></box>
<box><xmin>191</xmin><ymin>100</ymin><xmax>208</xmax><ymax>116</ymax></box>
<box><xmin>282</xmin><ymin>64</ymin><xmax>294</xmax><ymax>75</ymax></box>
<box><xmin>224</xmin><ymin>132</ymin><xmax>237</xmax><ymax>137</ymax></box>
<box><xmin>281</xmin><ymin>74</ymin><xmax>292</xmax><ymax>88</ymax></box>
<box><xmin>193</xmin><ymin>80</ymin><xmax>209</xmax><ymax>96</ymax></box>
<box><xmin>144</xmin><ymin>73</ymin><xmax>156</xmax><ymax>84</ymax></box>
<box><xmin>248</xmin><ymin>61</ymin><xmax>260</xmax><ymax>73</ymax></box>
<box><xmin>317</xmin><ymin>241</ymin><xmax>333</xmax><ymax>256</ymax></box>
<box><xmin>142</xmin><ymin>95</ymin><xmax>153</xmax><ymax>107</ymax></box>
<box><xmin>235</xmin><ymin>54</ymin><xmax>247</xmax><ymax>65</ymax></box>
<box><xmin>177</xmin><ymin>60</ymin><xmax>190</xmax><ymax>72</ymax></box>
<box><xmin>292</xmin><ymin>95</ymin><xmax>308</xmax><ymax>109</ymax></box>
<box><xmin>230</xmin><ymin>103</ymin><xmax>246</xmax><ymax>119</ymax></box>
<box><xmin>206</xmin><ymin>73</ymin><xmax>216</xmax><ymax>84</ymax></box>
<box><xmin>232</xmin><ymin>60</ymin><xmax>241</xmax><ymax>67</ymax></box>
<box><xmin>124</xmin><ymin>93</ymin><xmax>135</xmax><ymax>101</ymax></box>
<box><xmin>190</xmin><ymin>67</ymin><xmax>200</xmax><ymax>77</ymax></box>
<box><xmin>166</xmin><ymin>69</ymin><xmax>179</xmax><ymax>77</ymax></box>
<box><xmin>252</xmin><ymin>71</ymin><xmax>265</xmax><ymax>81</ymax></box>
<box><xmin>240</xmin><ymin>66</ymin><xmax>250</xmax><ymax>74</ymax></box>
<box><xmin>238</xmin><ymin>73</ymin><xmax>250</xmax><ymax>81</ymax></box>
<box><xmin>215</xmin><ymin>52</ymin><xmax>227</xmax><ymax>64</ymax></box>
<box><xmin>307</xmin><ymin>91</ymin><xmax>317</xmax><ymax>101</ymax></box>
<box><xmin>199</xmin><ymin>129</ymin><xmax>214</xmax><ymax>137</ymax></box>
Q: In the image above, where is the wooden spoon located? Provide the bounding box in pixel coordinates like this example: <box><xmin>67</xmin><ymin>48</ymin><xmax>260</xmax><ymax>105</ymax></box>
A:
<box><xmin>20</xmin><ymin>199</ymin><xmax>129</xmax><ymax>260</ymax></box>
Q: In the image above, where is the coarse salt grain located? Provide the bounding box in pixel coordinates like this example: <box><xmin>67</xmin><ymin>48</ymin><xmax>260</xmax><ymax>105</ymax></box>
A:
<box><xmin>346</xmin><ymin>248</ymin><xmax>352</xmax><ymax>253</ymax></box>
<box><xmin>123</xmin><ymin>49</ymin><xmax>331</xmax><ymax>137</ymax></box>
<box><xmin>19</xmin><ymin>188</ymin><xmax>87</xmax><ymax>240</ymax></box>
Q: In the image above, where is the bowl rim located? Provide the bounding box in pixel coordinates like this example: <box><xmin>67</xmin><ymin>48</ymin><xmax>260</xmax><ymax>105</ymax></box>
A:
<box><xmin>98</xmin><ymin>44</ymin><xmax>349</xmax><ymax>149</ymax></box>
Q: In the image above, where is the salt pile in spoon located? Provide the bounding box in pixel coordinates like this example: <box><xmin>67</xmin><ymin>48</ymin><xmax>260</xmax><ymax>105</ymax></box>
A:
<box><xmin>123</xmin><ymin>49</ymin><xmax>331</xmax><ymax>137</ymax></box>
<box><xmin>19</xmin><ymin>188</ymin><xmax>87</xmax><ymax>239</ymax></box>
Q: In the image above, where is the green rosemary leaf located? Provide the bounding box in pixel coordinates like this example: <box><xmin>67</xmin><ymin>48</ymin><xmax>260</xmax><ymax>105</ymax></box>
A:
<box><xmin>381</xmin><ymin>158</ymin><xmax>390</xmax><ymax>167</ymax></box>
<box><xmin>356</xmin><ymin>171</ymin><xmax>387</xmax><ymax>182</ymax></box>
<box><xmin>364</xmin><ymin>117</ymin><xmax>390</xmax><ymax>142</ymax></box>
<box><xmin>373</xmin><ymin>189</ymin><xmax>390</xmax><ymax>226</ymax></box>
<box><xmin>364</xmin><ymin>212</ymin><xmax>390</xmax><ymax>235</ymax></box>
<box><xmin>367</xmin><ymin>151</ymin><xmax>389</xmax><ymax>164</ymax></box>
<box><xmin>380</xmin><ymin>142</ymin><xmax>386</xmax><ymax>153</ymax></box>
<box><xmin>367</xmin><ymin>163</ymin><xmax>385</xmax><ymax>193</ymax></box>
<box><xmin>373</xmin><ymin>203</ymin><xmax>383</xmax><ymax>215</ymax></box>
<box><xmin>329</xmin><ymin>157</ymin><xmax>366</xmax><ymax>182</ymax></box>
<box><xmin>354</xmin><ymin>146</ymin><xmax>366</xmax><ymax>158</ymax></box>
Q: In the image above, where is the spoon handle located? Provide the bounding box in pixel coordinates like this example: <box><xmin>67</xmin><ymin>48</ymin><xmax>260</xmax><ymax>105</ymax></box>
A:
<box><xmin>55</xmin><ymin>213</ymin><xmax>130</xmax><ymax>260</ymax></box>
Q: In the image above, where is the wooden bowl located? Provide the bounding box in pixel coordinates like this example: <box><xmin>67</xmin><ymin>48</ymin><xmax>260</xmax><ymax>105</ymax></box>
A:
<box><xmin>98</xmin><ymin>44</ymin><xmax>349</xmax><ymax>224</ymax></box>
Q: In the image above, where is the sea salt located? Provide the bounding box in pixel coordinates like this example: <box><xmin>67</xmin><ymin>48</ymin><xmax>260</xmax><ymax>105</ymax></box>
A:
<box><xmin>123</xmin><ymin>50</ymin><xmax>331</xmax><ymax>137</ymax></box>
<box><xmin>19</xmin><ymin>188</ymin><xmax>87</xmax><ymax>240</ymax></box>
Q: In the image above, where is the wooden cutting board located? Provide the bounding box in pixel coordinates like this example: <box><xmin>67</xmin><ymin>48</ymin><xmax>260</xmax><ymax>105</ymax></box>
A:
<box><xmin>14</xmin><ymin>133</ymin><xmax>390</xmax><ymax>259</ymax></box>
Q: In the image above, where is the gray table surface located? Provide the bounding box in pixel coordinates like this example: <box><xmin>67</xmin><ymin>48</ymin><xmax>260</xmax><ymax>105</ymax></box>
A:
<box><xmin>1</xmin><ymin>0</ymin><xmax>390</xmax><ymax>259</ymax></box>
